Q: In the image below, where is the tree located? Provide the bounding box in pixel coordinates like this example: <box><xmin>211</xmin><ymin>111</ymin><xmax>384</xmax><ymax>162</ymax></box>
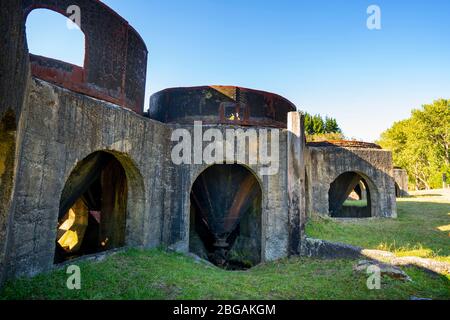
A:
<box><xmin>325</xmin><ymin>117</ymin><xmax>342</xmax><ymax>134</ymax></box>
<box><xmin>303</xmin><ymin>112</ymin><xmax>341</xmax><ymax>135</ymax></box>
<box><xmin>304</xmin><ymin>113</ymin><xmax>315</xmax><ymax>135</ymax></box>
<box><xmin>303</xmin><ymin>112</ymin><xmax>344</xmax><ymax>141</ymax></box>
<box><xmin>378</xmin><ymin>99</ymin><xmax>450</xmax><ymax>190</ymax></box>
<box><xmin>312</xmin><ymin>114</ymin><xmax>325</xmax><ymax>134</ymax></box>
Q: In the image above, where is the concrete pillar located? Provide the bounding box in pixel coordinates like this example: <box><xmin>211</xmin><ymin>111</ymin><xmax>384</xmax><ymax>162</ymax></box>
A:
<box><xmin>393</xmin><ymin>168</ymin><xmax>409</xmax><ymax>198</ymax></box>
<box><xmin>0</xmin><ymin>0</ymin><xmax>30</xmax><ymax>288</ymax></box>
<box><xmin>287</xmin><ymin>112</ymin><xmax>306</xmax><ymax>255</ymax></box>
<box><xmin>359</xmin><ymin>181</ymin><xmax>367</xmax><ymax>201</ymax></box>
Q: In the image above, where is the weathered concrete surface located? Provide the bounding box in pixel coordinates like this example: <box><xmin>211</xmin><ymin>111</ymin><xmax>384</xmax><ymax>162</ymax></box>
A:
<box><xmin>0</xmin><ymin>0</ymin><xmax>30</xmax><ymax>124</ymax></box>
<box><xmin>300</xmin><ymin>237</ymin><xmax>363</xmax><ymax>259</ymax></box>
<box><xmin>353</xmin><ymin>260</ymin><xmax>412</xmax><ymax>282</ymax></box>
<box><xmin>0</xmin><ymin>76</ymin><xmax>399</xmax><ymax>280</ymax></box>
<box><xmin>287</xmin><ymin>112</ymin><xmax>306</xmax><ymax>254</ymax></box>
<box><xmin>164</xmin><ymin>123</ymin><xmax>291</xmax><ymax>262</ymax></box>
<box><xmin>4</xmin><ymin>78</ymin><xmax>171</xmax><ymax>278</ymax></box>
<box><xmin>2</xmin><ymin>77</ymin><xmax>296</xmax><ymax>280</ymax></box>
<box><xmin>306</xmin><ymin>146</ymin><xmax>397</xmax><ymax>218</ymax></box>
<box><xmin>0</xmin><ymin>0</ymin><xmax>31</xmax><ymax>288</ymax></box>
<box><xmin>393</xmin><ymin>168</ymin><xmax>409</xmax><ymax>197</ymax></box>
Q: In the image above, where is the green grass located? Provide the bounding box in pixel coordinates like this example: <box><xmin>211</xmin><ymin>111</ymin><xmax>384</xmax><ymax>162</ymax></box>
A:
<box><xmin>343</xmin><ymin>200</ymin><xmax>368</xmax><ymax>207</ymax></box>
<box><xmin>1</xmin><ymin>194</ymin><xmax>449</xmax><ymax>300</ymax></box>
<box><xmin>1</xmin><ymin>248</ymin><xmax>449</xmax><ymax>300</ymax></box>
<box><xmin>307</xmin><ymin>194</ymin><xmax>450</xmax><ymax>263</ymax></box>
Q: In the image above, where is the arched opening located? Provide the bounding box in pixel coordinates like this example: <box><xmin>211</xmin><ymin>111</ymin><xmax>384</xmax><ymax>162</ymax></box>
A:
<box><xmin>352</xmin><ymin>180</ymin><xmax>368</xmax><ymax>201</ymax></box>
<box><xmin>189</xmin><ymin>164</ymin><xmax>262</xmax><ymax>270</ymax></box>
<box><xmin>55</xmin><ymin>152</ymin><xmax>130</xmax><ymax>263</ymax></box>
<box><xmin>26</xmin><ymin>9</ymin><xmax>85</xmax><ymax>67</ymax></box>
<box><xmin>0</xmin><ymin>111</ymin><xmax>16</xmax><ymax>253</ymax></box>
<box><xmin>329</xmin><ymin>172</ymin><xmax>372</xmax><ymax>218</ymax></box>
<box><xmin>395</xmin><ymin>182</ymin><xmax>401</xmax><ymax>198</ymax></box>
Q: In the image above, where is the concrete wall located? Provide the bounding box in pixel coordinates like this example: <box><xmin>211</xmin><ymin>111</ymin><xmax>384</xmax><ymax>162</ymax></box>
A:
<box><xmin>306</xmin><ymin>146</ymin><xmax>397</xmax><ymax>218</ymax></box>
<box><xmin>4</xmin><ymin>78</ymin><xmax>172</xmax><ymax>278</ymax></box>
<box><xmin>0</xmin><ymin>0</ymin><xmax>31</xmax><ymax>287</ymax></box>
<box><xmin>0</xmin><ymin>78</ymin><xmax>399</xmax><ymax>282</ymax></box>
<box><xmin>2</xmin><ymin>78</ymin><xmax>297</xmax><ymax>279</ymax></box>
<box><xmin>162</xmin><ymin>124</ymin><xmax>291</xmax><ymax>262</ymax></box>
<box><xmin>287</xmin><ymin>112</ymin><xmax>306</xmax><ymax>254</ymax></box>
<box><xmin>393</xmin><ymin>168</ymin><xmax>409</xmax><ymax>197</ymax></box>
<box><xmin>0</xmin><ymin>0</ymin><xmax>400</xmax><ymax>287</ymax></box>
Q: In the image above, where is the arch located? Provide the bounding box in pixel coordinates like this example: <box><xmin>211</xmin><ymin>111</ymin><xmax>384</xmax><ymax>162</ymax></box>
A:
<box><xmin>394</xmin><ymin>182</ymin><xmax>401</xmax><ymax>198</ymax></box>
<box><xmin>328</xmin><ymin>171</ymin><xmax>378</xmax><ymax>218</ymax></box>
<box><xmin>26</xmin><ymin>8</ymin><xmax>86</xmax><ymax>67</ymax></box>
<box><xmin>189</xmin><ymin>164</ymin><xmax>262</xmax><ymax>269</ymax></box>
<box><xmin>0</xmin><ymin>111</ymin><xmax>17</xmax><ymax>260</ymax></box>
<box><xmin>190</xmin><ymin>162</ymin><xmax>264</xmax><ymax>196</ymax></box>
<box><xmin>353</xmin><ymin>181</ymin><xmax>367</xmax><ymax>201</ymax></box>
<box><xmin>54</xmin><ymin>150</ymin><xmax>145</xmax><ymax>263</ymax></box>
<box><xmin>21</xmin><ymin>0</ymin><xmax>148</xmax><ymax>113</ymax></box>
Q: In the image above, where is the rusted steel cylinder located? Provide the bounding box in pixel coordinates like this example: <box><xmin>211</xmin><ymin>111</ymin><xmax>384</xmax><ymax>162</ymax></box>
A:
<box><xmin>149</xmin><ymin>86</ymin><xmax>296</xmax><ymax>128</ymax></box>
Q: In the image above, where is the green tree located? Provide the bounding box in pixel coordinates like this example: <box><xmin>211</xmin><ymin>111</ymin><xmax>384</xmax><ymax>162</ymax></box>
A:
<box><xmin>378</xmin><ymin>99</ymin><xmax>450</xmax><ymax>190</ymax></box>
<box><xmin>312</xmin><ymin>114</ymin><xmax>325</xmax><ymax>134</ymax></box>
<box><xmin>303</xmin><ymin>112</ymin><xmax>344</xmax><ymax>141</ymax></box>
<box><xmin>304</xmin><ymin>113</ymin><xmax>315</xmax><ymax>135</ymax></box>
<box><xmin>324</xmin><ymin>117</ymin><xmax>342</xmax><ymax>134</ymax></box>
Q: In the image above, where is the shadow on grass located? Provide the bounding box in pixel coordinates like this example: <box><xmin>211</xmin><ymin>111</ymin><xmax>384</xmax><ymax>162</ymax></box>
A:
<box><xmin>306</xmin><ymin>197</ymin><xmax>450</xmax><ymax>292</ymax></box>
<box><xmin>302</xmin><ymin>237</ymin><xmax>449</xmax><ymax>299</ymax></box>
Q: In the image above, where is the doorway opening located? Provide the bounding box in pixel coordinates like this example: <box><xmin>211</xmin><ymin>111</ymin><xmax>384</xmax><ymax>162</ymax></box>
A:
<box><xmin>189</xmin><ymin>164</ymin><xmax>262</xmax><ymax>270</ymax></box>
<box><xmin>55</xmin><ymin>152</ymin><xmax>128</xmax><ymax>263</ymax></box>
<box><xmin>329</xmin><ymin>172</ymin><xmax>372</xmax><ymax>218</ymax></box>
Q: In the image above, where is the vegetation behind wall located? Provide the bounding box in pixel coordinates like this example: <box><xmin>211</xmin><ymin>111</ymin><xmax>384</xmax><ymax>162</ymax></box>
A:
<box><xmin>377</xmin><ymin>99</ymin><xmax>450</xmax><ymax>190</ymax></box>
<box><xmin>303</xmin><ymin>112</ymin><xmax>344</xmax><ymax>142</ymax></box>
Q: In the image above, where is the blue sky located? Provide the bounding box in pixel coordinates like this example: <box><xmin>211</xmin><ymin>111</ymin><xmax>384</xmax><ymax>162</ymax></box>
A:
<box><xmin>25</xmin><ymin>0</ymin><xmax>450</xmax><ymax>142</ymax></box>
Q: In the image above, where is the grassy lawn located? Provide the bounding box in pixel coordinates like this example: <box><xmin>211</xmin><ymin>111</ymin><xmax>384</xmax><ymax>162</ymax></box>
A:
<box><xmin>1</xmin><ymin>248</ymin><xmax>449</xmax><ymax>300</ymax></box>
<box><xmin>1</xmin><ymin>192</ymin><xmax>449</xmax><ymax>300</ymax></box>
<box><xmin>343</xmin><ymin>200</ymin><xmax>368</xmax><ymax>207</ymax></box>
<box><xmin>307</xmin><ymin>191</ymin><xmax>450</xmax><ymax>263</ymax></box>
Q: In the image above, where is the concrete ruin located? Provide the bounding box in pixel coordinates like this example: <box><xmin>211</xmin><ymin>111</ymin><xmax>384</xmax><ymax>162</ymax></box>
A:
<box><xmin>1</xmin><ymin>0</ymin><xmax>399</xmax><ymax>283</ymax></box>
<box><xmin>393</xmin><ymin>168</ymin><xmax>410</xmax><ymax>198</ymax></box>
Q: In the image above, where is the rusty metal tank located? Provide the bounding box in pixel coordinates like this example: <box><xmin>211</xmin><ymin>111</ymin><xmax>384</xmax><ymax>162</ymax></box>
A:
<box><xmin>149</xmin><ymin>85</ymin><xmax>296</xmax><ymax>128</ymax></box>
